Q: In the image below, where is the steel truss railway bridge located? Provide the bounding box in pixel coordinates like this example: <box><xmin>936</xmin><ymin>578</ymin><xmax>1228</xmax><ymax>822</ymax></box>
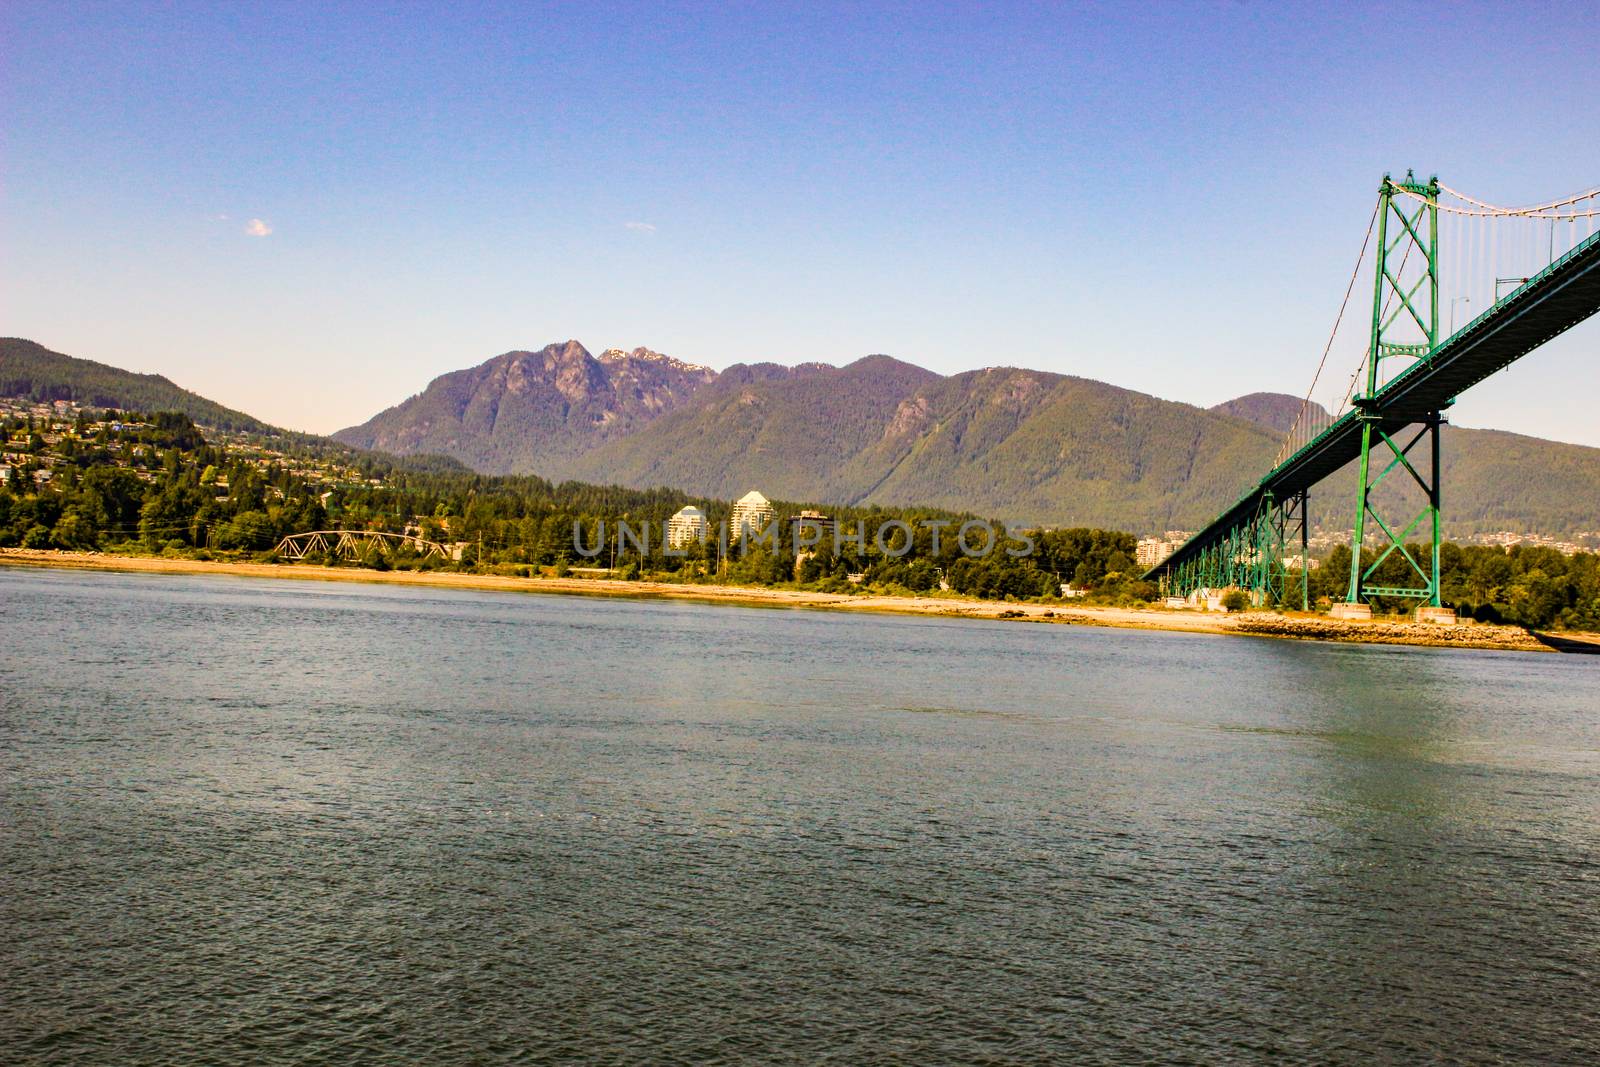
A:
<box><xmin>1146</xmin><ymin>173</ymin><xmax>1600</xmax><ymax>617</ymax></box>
<box><xmin>274</xmin><ymin>530</ymin><xmax>449</xmax><ymax>561</ymax></box>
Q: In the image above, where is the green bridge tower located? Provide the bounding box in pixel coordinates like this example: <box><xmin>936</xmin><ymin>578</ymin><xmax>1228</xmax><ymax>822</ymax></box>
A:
<box><xmin>1343</xmin><ymin>171</ymin><xmax>1447</xmax><ymax>614</ymax></box>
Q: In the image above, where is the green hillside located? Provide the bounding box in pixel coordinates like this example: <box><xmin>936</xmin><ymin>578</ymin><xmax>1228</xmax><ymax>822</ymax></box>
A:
<box><xmin>1</xmin><ymin>337</ymin><xmax>470</xmax><ymax>475</ymax></box>
<box><xmin>1</xmin><ymin>338</ymin><xmax>269</xmax><ymax>433</ymax></box>
<box><xmin>565</xmin><ymin>370</ymin><xmax>1600</xmax><ymax>537</ymax></box>
<box><xmin>839</xmin><ymin>370</ymin><xmax>1282</xmax><ymax>531</ymax></box>
<box><xmin>570</xmin><ymin>364</ymin><xmax>1294</xmax><ymax>531</ymax></box>
<box><xmin>565</xmin><ymin>355</ymin><xmax>940</xmax><ymax>500</ymax></box>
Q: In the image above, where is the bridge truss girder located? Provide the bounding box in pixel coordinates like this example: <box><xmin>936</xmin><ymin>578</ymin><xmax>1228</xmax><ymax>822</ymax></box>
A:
<box><xmin>1160</xmin><ymin>489</ymin><xmax>1309</xmax><ymax>610</ymax></box>
<box><xmin>274</xmin><ymin>530</ymin><xmax>448</xmax><ymax>561</ymax></box>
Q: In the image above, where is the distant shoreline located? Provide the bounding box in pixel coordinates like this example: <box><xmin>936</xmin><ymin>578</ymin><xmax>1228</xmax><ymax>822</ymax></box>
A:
<box><xmin>1</xmin><ymin>548</ymin><xmax>1585</xmax><ymax>654</ymax></box>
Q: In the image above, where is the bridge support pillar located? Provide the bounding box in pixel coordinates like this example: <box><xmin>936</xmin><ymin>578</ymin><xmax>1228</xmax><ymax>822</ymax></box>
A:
<box><xmin>1285</xmin><ymin>488</ymin><xmax>1309</xmax><ymax>612</ymax></box>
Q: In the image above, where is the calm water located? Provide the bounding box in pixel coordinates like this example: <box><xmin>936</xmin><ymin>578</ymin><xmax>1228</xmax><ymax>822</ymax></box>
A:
<box><xmin>2</xmin><ymin>567</ymin><xmax>1599</xmax><ymax>1065</ymax></box>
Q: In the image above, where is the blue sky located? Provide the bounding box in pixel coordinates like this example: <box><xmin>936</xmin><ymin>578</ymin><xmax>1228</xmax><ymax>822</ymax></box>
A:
<box><xmin>4</xmin><ymin>1</ymin><xmax>1598</xmax><ymax>442</ymax></box>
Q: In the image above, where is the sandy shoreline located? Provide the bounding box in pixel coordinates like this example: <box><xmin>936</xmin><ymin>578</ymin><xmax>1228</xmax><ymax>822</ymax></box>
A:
<box><xmin>1</xmin><ymin>548</ymin><xmax>1583</xmax><ymax>654</ymax></box>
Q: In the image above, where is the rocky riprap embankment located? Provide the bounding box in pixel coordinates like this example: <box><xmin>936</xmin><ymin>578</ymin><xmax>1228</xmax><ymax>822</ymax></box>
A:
<box><xmin>1226</xmin><ymin>612</ymin><xmax>1549</xmax><ymax>652</ymax></box>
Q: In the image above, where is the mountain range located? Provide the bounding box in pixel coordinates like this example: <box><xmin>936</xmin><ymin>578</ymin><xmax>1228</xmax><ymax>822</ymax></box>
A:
<box><xmin>333</xmin><ymin>340</ymin><xmax>1600</xmax><ymax>537</ymax></box>
<box><xmin>5</xmin><ymin>336</ymin><xmax>1598</xmax><ymax>538</ymax></box>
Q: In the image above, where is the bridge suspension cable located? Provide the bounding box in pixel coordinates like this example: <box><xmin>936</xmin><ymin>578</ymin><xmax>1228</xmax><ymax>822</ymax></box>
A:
<box><xmin>1410</xmin><ymin>183</ymin><xmax>1600</xmax><ymax>218</ymax></box>
<box><xmin>1274</xmin><ymin>202</ymin><xmax>1377</xmax><ymax>468</ymax></box>
<box><xmin>1275</xmin><ymin>179</ymin><xmax>1600</xmax><ymax>469</ymax></box>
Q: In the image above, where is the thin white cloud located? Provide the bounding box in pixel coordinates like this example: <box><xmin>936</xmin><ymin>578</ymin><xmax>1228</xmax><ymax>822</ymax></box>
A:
<box><xmin>624</xmin><ymin>220</ymin><xmax>657</xmax><ymax>234</ymax></box>
<box><xmin>245</xmin><ymin>218</ymin><xmax>272</xmax><ymax>237</ymax></box>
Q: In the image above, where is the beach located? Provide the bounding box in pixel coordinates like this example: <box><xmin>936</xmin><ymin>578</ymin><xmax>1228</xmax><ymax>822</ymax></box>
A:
<box><xmin>3</xmin><ymin>547</ymin><xmax>1579</xmax><ymax>653</ymax></box>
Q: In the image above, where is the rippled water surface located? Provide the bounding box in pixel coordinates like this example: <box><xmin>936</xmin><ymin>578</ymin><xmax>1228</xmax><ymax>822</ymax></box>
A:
<box><xmin>3</xmin><ymin>566</ymin><xmax>1599</xmax><ymax>1065</ymax></box>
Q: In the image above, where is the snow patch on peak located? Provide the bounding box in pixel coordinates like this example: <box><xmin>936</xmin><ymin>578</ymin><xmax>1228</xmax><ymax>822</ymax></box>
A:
<box><xmin>598</xmin><ymin>346</ymin><xmax>712</xmax><ymax>374</ymax></box>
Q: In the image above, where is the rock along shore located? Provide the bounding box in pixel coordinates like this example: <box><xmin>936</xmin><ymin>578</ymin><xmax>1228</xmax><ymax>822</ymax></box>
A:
<box><xmin>1225</xmin><ymin>611</ymin><xmax>1548</xmax><ymax>652</ymax></box>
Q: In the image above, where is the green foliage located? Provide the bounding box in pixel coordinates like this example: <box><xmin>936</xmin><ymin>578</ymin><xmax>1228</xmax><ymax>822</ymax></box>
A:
<box><xmin>0</xmin><ymin>418</ymin><xmax>1193</xmax><ymax>611</ymax></box>
<box><xmin>1221</xmin><ymin>589</ymin><xmax>1250</xmax><ymax>612</ymax></box>
<box><xmin>945</xmin><ymin>557</ymin><xmax>1047</xmax><ymax>600</ymax></box>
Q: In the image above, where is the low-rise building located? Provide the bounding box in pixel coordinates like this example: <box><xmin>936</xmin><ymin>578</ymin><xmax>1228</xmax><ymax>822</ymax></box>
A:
<box><xmin>788</xmin><ymin>509</ymin><xmax>835</xmax><ymax>547</ymax></box>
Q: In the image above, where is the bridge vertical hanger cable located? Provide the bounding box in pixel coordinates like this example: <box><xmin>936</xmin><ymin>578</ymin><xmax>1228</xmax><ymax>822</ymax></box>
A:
<box><xmin>1276</xmin><ymin>201</ymin><xmax>1380</xmax><ymax>466</ymax></box>
<box><xmin>1388</xmin><ymin>184</ymin><xmax>1600</xmax><ymax>313</ymax></box>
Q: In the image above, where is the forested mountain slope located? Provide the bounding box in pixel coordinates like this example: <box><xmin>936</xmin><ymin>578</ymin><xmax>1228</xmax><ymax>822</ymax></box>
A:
<box><xmin>1</xmin><ymin>338</ymin><xmax>268</xmax><ymax>433</ymax></box>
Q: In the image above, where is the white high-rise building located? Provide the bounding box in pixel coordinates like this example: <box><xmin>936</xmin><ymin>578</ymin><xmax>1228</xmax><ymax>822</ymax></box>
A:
<box><xmin>666</xmin><ymin>505</ymin><xmax>708</xmax><ymax>548</ymax></box>
<box><xmin>730</xmin><ymin>490</ymin><xmax>774</xmax><ymax>539</ymax></box>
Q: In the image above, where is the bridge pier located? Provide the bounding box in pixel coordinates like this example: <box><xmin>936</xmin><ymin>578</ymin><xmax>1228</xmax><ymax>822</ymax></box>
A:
<box><xmin>1286</xmin><ymin>488</ymin><xmax>1309</xmax><ymax>612</ymax></box>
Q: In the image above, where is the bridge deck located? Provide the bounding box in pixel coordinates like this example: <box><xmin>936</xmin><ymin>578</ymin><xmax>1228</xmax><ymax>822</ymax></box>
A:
<box><xmin>1147</xmin><ymin>230</ymin><xmax>1600</xmax><ymax>581</ymax></box>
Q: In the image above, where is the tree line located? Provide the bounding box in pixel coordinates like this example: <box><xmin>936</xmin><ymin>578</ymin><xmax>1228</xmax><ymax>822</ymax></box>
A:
<box><xmin>0</xmin><ymin>409</ymin><xmax>1148</xmax><ymax>602</ymax></box>
<box><xmin>5</xmin><ymin>408</ymin><xmax>1597</xmax><ymax>629</ymax></box>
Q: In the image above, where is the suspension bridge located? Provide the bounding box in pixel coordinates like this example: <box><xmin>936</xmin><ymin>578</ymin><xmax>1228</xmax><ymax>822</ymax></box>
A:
<box><xmin>1146</xmin><ymin>172</ymin><xmax>1600</xmax><ymax>618</ymax></box>
<box><xmin>274</xmin><ymin>530</ymin><xmax>450</xmax><ymax>561</ymax></box>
